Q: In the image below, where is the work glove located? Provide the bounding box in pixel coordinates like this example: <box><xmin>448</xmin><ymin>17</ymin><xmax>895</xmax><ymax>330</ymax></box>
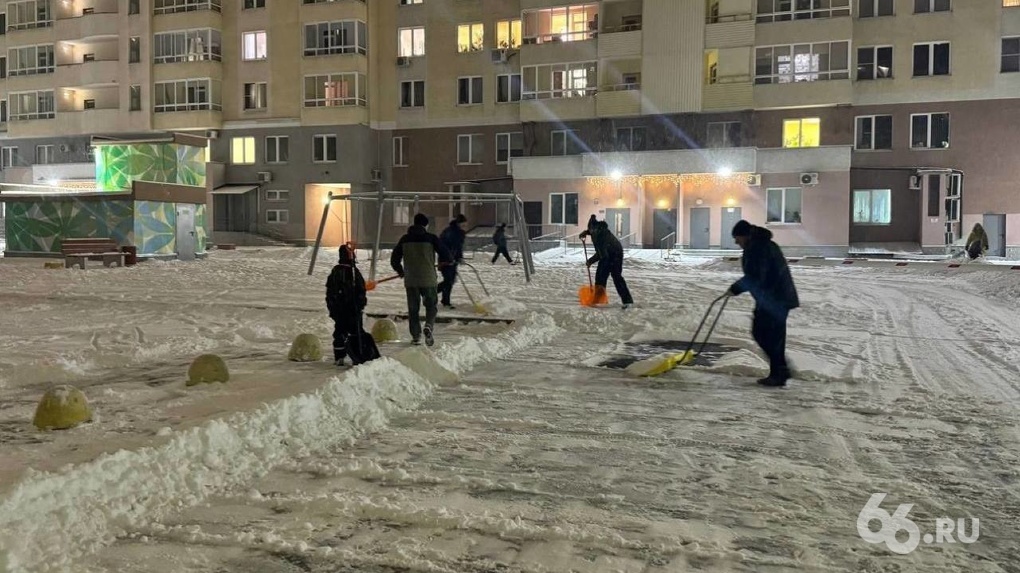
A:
<box><xmin>727</xmin><ymin>282</ymin><xmax>741</xmax><ymax>296</ymax></box>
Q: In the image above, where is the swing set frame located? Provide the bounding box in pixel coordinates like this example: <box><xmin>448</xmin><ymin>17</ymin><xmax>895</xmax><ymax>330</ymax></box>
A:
<box><xmin>306</xmin><ymin>188</ymin><xmax>537</xmax><ymax>283</ymax></box>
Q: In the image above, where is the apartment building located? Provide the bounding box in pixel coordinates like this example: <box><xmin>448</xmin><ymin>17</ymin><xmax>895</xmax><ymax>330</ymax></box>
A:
<box><xmin>3</xmin><ymin>0</ymin><xmax>1020</xmax><ymax>255</ymax></box>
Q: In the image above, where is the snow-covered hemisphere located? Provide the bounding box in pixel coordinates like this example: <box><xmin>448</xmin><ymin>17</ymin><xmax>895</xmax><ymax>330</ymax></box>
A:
<box><xmin>0</xmin><ymin>315</ymin><xmax>561</xmax><ymax>573</ymax></box>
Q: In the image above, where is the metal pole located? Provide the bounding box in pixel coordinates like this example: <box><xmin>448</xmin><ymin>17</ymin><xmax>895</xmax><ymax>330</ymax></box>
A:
<box><xmin>307</xmin><ymin>192</ymin><xmax>332</xmax><ymax>276</ymax></box>
<box><xmin>370</xmin><ymin>184</ymin><xmax>386</xmax><ymax>282</ymax></box>
<box><xmin>513</xmin><ymin>195</ymin><xmax>533</xmax><ymax>282</ymax></box>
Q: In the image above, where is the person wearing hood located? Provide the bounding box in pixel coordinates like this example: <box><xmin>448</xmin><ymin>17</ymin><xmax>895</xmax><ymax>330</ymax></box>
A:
<box><xmin>391</xmin><ymin>213</ymin><xmax>452</xmax><ymax>346</ymax></box>
<box><xmin>491</xmin><ymin>223</ymin><xmax>514</xmax><ymax>264</ymax></box>
<box><xmin>438</xmin><ymin>213</ymin><xmax>467</xmax><ymax>308</ymax></box>
<box><xmin>579</xmin><ymin>215</ymin><xmax>634</xmax><ymax>309</ymax></box>
<box><xmin>325</xmin><ymin>244</ymin><xmax>368</xmax><ymax>366</ymax></box>
<box><xmin>966</xmin><ymin>222</ymin><xmax>988</xmax><ymax>260</ymax></box>
<box><xmin>727</xmin><ymin>220</ymin><xmax>800</xmax><ymax>387</ymax></box>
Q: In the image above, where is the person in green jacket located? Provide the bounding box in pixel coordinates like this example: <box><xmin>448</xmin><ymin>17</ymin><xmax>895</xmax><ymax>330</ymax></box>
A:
<box><xmin>390</xmin><ymin>213</ymin><xmax>452</xmax><ymax>346</ymax></box>
<box><xmin>966</xmin><ymin>223</ymin><xmax>989</xmax><ymax>260</ymax></box>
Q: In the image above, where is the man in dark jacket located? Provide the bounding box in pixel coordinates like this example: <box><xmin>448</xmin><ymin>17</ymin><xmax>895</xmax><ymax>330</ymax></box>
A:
<box><xmin>491</xmin><ymin>223</ymin><xmax>514</xmax><ymax>264</ymax></box>
<box><xmin>391</xmin><ymin>213</ymin><xmax>452</xmax><ymax>346</ymax></box>
<box><xmin>325</xmin><ymin>244</ymin><xmax>367</xmax><ymax>366</ymax></box>
<box><xmin>579</xmin><ymin>215</ymin><xmax>634</xmax><ymax>309</ymax></box>
<box><xmin>727</xmin><ymin>219</ymin><xmax>800</xmax><ymax>387</ymax></box>
<box><xmin>437</xmin><ymin>214</ymin><xmax>467</xmax><ymax>308</ymax></box>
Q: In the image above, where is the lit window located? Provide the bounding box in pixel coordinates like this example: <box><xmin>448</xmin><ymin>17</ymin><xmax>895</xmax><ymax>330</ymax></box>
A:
<box><xmin>399</xmin><ymin>27</ymin><xmax>425</xmax><ymax>57</ymax></box>
<box><xmin>782</xmin><ymin>118</ymin><xmax>820</xmax><ymax>148</ymax></box>
<box><xmin>242</xmin><ymin>31</ymin><xmax>267</xmax><ymax>61</ymax></box>
<box><xmin>765</xmin><ymin>188</ymin><xmax>803</xmax><ymax>224</ymax></box>
<box><xmin>496</xmin><ymin>19</ymin><xmax>521</xmax><ymax>49</ymax></box>
<box><xmin>457</xmin><ymin>23</ymin><xmax>484</xmax><ymax>53</ymax></box>
<box><xmin>231</xmin><ymin>136</ymin><xmax>255</xmax><ymax>164</ymax></box>
<box><xmin>853</xmin><ymin>190</ymin><xmax>891</xmax><ymax>224</ymax></box>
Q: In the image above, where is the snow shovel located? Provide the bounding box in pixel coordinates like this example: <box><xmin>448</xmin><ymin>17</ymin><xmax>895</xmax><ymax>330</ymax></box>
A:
<box><xmin>626</xmin><ymin>292</ymin><xmax>731</xmax><ymax>377</ymax></box>
<box><xmin>458</xmin><ymin>272</ymin><xmax>490</xmax><ymax>315</ymax></box>
<box><xmin>366</xmin><ymin>274</ymin><xmax>401</xmax><ymax>291</ymax></box>
<box><xmin>458</xmin><ymin>261</ymin><xmax>490</xmax><ymax>296</ymax></box>
<box><xmin>578</xmin><ymin>238</ymin><xmax>609</xmax><ymax>306</ymax></box>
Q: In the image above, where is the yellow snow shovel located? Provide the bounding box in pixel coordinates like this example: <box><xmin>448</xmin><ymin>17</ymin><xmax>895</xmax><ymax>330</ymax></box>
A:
<box><xmin>458</xmin><ymin>271</ymin><xmax>490</xmax><ymax>315</ymax></box>
<box><xmin>626</xmin><ymin>292</ymin><xmax>731</xmax><ymax>377</ymax></box>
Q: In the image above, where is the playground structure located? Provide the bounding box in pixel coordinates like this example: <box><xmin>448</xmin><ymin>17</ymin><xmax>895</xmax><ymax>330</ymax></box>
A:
<box><xmin>307</xmin><ymin>189</ymin><xmax>536</xmax><ymax>283</ymax></box>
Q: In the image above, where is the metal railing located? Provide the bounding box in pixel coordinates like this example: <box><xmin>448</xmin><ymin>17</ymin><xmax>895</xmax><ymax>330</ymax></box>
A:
<box><xmin>660</xmin><ymin>232</ymin><xmax>676</xmax><ymax>259</ymax></box>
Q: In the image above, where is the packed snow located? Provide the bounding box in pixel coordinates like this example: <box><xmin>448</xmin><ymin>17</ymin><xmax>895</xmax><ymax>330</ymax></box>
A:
<box><xmin>0</xmin><ymin>245</ymin><xmax>1019</xmax><ymax>572</ymax></box>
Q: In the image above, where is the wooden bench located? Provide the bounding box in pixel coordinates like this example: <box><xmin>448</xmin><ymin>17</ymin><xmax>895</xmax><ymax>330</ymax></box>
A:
<box><xmin>61</xmin><ymin>238</ymin><xmax>127</xmax><ymax>269</ymax></box>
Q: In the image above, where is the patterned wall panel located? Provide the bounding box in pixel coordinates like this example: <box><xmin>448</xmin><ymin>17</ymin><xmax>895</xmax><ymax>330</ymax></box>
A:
<box><xmin>133</xmin><ymin>201</ymin><xmax>177</xmax><ymax>256</ymax></box>
<box><xmin>96</xmin><ymin>144</ymin><xmax>206</xmax><ymax>191</ymax></box>
<box><xmin>5</xmin><ymin>200</ymin><xmax>134</xmax><ymax>253</ymax></box>
<box><xmin>195</xmin><ymin>204</ymin><xmax>207</xmax><ymax>253</ymax></box>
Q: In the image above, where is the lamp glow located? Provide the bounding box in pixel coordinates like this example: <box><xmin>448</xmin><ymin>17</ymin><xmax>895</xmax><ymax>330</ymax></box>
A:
<box><xmin>610</xmin><ymin>169</ymin><xmax>623</xmax><ymax>181</ymax></box>
<box><xmin>717</xmin><ymin>166</ymin><xmax>733</xmax><ymax>177</ymax></box>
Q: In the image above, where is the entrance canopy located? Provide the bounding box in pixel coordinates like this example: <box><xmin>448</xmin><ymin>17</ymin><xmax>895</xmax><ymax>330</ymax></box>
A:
<box><xmin>211</xmin><ymin>185</ymin><xmax>258</xmax><ymax>195</ymax></box>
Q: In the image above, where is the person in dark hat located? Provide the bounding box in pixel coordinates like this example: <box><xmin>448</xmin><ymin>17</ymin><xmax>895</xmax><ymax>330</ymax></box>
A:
<box><xmin>325</xmin><ymin>244</ymin><xmax>367</xmax><ymax>366</ymax></box>
<box><xmin>728</xmin><ymin>219</ymin><xmax>799</xmax><ymax>387</ymax></box>
<box><xmin>580</xmin><ymin>216</ymin><xmax>634</xmax><ymax>309</ymax></box>
<box><xmin>391</xmin><ymin>213</ymin><xmax>452</xmax><ymax>346</ymax></box>
<box><xmin>438</xmin><ymin>213</ymin><xmax>467</xmax><ymax>308</ymax></box>
<box><xmin>491</xmin><ymin>223</ymin><xmax>514</xmax><ymax>264</ymax></box>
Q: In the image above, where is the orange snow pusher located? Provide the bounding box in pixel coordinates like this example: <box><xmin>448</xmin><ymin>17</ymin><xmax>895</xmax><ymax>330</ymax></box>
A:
<box><xmin>578</xmin><ymin>237</ymin><xmax>609</xmax><ymax>307</ymax></box>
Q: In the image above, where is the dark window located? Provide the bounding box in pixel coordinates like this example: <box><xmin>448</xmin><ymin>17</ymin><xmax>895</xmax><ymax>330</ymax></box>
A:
<box><xmin>858</xmin><ymin>46</ymin><xmax>892</xmax><ymax>79</ymax></box>
<box><xmin>927</xmin><ymin>174</ymin><xmax>940</xmax><ymax>216</ymax></box>
<box><xmin>457</xmin><ymin>77</ymin><xmax>483</xmax><ymax>105</ymax></box>
<box><xmin>913</xmin><ymin>43</ymin><xmax>949</xmax><ymax>76</ymax></box>
<box><xmin>911</xmin><ymin>113</ymin><xmax>950</xmax><ymax>148</ymax></box>
<box><xmin>129</xmin><ymin>37</ymin><xmax>140</xmax><ymax>63</ymax></box>
<box><xmin>128</xmin><ymin>0</ymin><xmax>139</xmax><ymax>14</ymax></box>
<box><xmin>129</xmin><ymin>85</ymin><xmax>141</xmax><ymax>111</ymax></box>
<box><xmin>855</xmin><ymin>115</ymin><xmax>892</xmax><ymax>150</ymax></box>
<box><xmin>914</xmin><ymin>0</ymin><xmax>950</xmax><ymax>13</ymax></box>
<box><xmin>859</xmin><ymin>0</ymin><xmax>893</xmax><ymax>17</ymax></box>
<box><xmin>400</xmin><ymin>80</ymin><xmax>424</xmax><ymax>108</ymax></box>
<box><xmin>83</xmin><ymin>99</ymin><xmax>96</xmax><ymax>110</ymax></box>
<box><xmin>1002</xmin><ymin>38</ymin><xmax>1020</xmax><ymax>73</ymax></box>
<box><xmin>497</xmin><ymin>74</ymin><xmax>521</xmax><ymax>103</ymax></box>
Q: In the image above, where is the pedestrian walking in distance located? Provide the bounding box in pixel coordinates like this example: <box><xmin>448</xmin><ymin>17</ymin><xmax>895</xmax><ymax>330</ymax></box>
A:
<box><xmin>438</xmin><ymin>213</ymin><xmax>467</xmax><ymax>308</ymax></box>
<box><xmin>491</xmin><ymin>223</ymin><xmax>514</xmax><ymax>264</ymax></box>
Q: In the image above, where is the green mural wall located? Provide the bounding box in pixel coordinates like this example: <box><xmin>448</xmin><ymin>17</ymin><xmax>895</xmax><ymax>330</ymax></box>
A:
<box><xmin>195</xmin><ymin>204</ymin><xmax>208</xmax><ymax>253</ymax></box>
<box><xmin>5</xmin><ymin>200</ymin><xmax>133</xmax><ymax>253</ymax></box>
<box><xmin>133</xmin><ymin>201</ymin><xmax>177</xmax><ymax>256</ymax></box>
<box><xmin>96</xmin><ymin>143</ymin><xmax>206</xmax><ymax>191</ymax></box>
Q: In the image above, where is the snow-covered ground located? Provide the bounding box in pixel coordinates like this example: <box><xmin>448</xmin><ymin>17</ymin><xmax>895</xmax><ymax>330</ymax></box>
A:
<box><xmin>2</xmin><ymin>247</ymin><xmax>1020</xmax><ymax>572</ymax></box>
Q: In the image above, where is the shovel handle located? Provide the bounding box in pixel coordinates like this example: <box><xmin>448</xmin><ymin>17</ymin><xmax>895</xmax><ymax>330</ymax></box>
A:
<box><xmin>366</xmin><ymin>274</ymin><xmax>400</xmax><ymax>291</ymax></box>
<box><xmin>581</xmin><ymin>238</ymin><xmax>594</xmax><ymax>288</ymax></box>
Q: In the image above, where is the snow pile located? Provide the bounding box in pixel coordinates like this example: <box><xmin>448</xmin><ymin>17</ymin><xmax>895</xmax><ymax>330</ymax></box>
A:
<box><xmin>0</xmin><ymin>314</ymin><xmax>559</xmax><ymax>573</ymax></box>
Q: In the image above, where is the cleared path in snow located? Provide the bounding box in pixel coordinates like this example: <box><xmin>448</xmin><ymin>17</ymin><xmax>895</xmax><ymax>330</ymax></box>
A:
<box><xmin>78</xmin><ymin>257</ymin><xmax>1020</xmax><ymax>573</ymax></box>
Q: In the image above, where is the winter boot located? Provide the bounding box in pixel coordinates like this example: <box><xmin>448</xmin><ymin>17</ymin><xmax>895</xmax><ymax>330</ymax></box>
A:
<box><xmin>424</xmin><ymin>326</ymin><xmax>435</xmax><ymax>347</ymax></box>
<box><xmin>757</xmin><ymin>377</ymin><xmax>787</xmax><ymax>388</ymax></box>
<box><xmin>593</xmin><ymin>285</ymin><xmax>608</xmax><ymax>305</ymax></box>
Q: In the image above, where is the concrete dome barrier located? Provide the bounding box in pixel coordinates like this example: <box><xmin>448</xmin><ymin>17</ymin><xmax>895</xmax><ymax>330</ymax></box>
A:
<box><xmin>33</xmin><ymin>385</ymin><xmax>92</xmax><ymax>430</ymax></box>
<box><xmin>187</xmin><ymin>354</ymin><xmax>229</xmax><ymax>386</ymax></box>
<box><xmin>288</xmin><ymin>333</ymin><xmax>323</xmax><ymax>362</ymax></box>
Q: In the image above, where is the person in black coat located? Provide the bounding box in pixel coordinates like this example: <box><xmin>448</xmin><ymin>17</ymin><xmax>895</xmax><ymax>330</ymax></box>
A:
<box><xmin>579</xmin><ymin>215</ymin><xmax>634</xmax><ymax>308</ymax></box>
<box><xmin>727</xmin><ymin>220</ymin><xmax>800</xmax><ymax>387</ymax></box>
<box><xmin>325</xmin><ymin>244</ymin><xmax>367</xmax><ymax>366</ymax></box>
<box><xmin>491</xmin><ymin>223</ymin><xmax>514</xmax><ymax>264</ymax></box>
<box><xmin>438</xmin><ymin>213</ymin><xmax>467</xmax><ymax>309</ymax></box>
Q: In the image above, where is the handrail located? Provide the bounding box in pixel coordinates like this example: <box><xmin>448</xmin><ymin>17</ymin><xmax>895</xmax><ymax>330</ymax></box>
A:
<box><xmin>706</xmin><ymin>13</ymin><xmax>752</xmax><ymax>24</ymax></box>
<box><xmin>619</xmin><ymin>231</ymin><xmax>637</xmax><ymax>249</ymax></box>
<box><xmin>660</xmin><ymin>232</ymin><xmax>676</xmax><ymax>258</ymax></box>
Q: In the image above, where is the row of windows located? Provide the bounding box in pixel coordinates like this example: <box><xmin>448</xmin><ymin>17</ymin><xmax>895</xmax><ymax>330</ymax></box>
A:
<box><xmin>397</xmin><ymin>19</ymin><xmax>521</xmax><ymax>57</ymax></box>
<box><xmin>754</xmin><ymin>0</ymin><xmax>1020</xmax><ymax>22</ymax></box>
<box><xmin>229</xmin><ymin>135</ymin><xmax>336</xmax><ymax>164</ymax></box>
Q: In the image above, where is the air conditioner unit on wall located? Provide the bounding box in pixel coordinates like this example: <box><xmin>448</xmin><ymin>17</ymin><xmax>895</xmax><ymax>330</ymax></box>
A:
<box><xmin>59</xmin><ymin>144</ymin><xmax>72</xmax><ymax>153</ymax></box>
<box><xmin>800</xmin><ymin>172</ymin><xmax>819</xmax><ymax>186</ymax></box>
<box><xmin>745</xmin><ymin>173</ymin><xmax>761</xmax><ymax>186</ymax></box>
<box><xmin>206</xmin><ymin>129</ymin><xmax>219</xmax><ymax>139</ymax></box>
<box><xmin>370</xmin><ymin>168</ymin><xmax>382</xmax><ymax>181</ymax></box>
<box><xmin>909</xmin><ymin>174</ymin><xmax>922</xmax><ymax>190</ymax></box>
<box><xmin>396</xmin><ymin>56</ymin><xmax>411</xmax><ymax>67</ymax></box>
<box><xmin>257</xmin><ymin>171</ymin><xmax>272</xmax><ymax>183</ymax></box>
<box><xmin>490</xmin><ymin>49</ymin><xmax>507</xmax><ymax>64</ymax></box>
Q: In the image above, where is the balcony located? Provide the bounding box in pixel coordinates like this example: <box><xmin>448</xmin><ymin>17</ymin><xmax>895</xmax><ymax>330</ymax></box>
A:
<box><xmin>54</xmin><ymin>2</ymin><xmax>119</xmax><ymax>40</ymax></box>
<box><xmin>756</xmin><ymin>145</ymin><xmax>852</xmax><ymax>174</ymax></box>
<box><xmin>596</xmin><ymin>83</ymin><xmax>641</xmax><ymax>117</ymax></box>
<box><xmin>702</xmin><ymin>74</ymin><xmax>753</xmax><ymax>111</ymax></box>
<box><xmin>521</xmin><ymin>91</ymin><xmax>596</xmax><ymax>122</ymax></box>
<box><xmin>597</xmin><ymin>28</ymin><xmax>641</xmax><ymax>58</ymax></box>
<box><xmin>705</xmin><ymin>14</ymin><xmax>754</xmax><ymax>48</ymax></box>
<box><xmin>154</xmin><ymin>0</ymin><xmax>222</xmax><ymax>15</ymax></box>
<box><xmin>754</xmin><ymin>78</ymin><xmax>853</xmax><ymax>109</ymax></box>
<box><xmin>56</xmin><ymin>60</ymin><xmax>121</xmax><ymax>88</ymax></box>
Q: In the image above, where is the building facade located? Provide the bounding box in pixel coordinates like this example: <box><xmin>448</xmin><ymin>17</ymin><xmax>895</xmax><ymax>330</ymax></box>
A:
<box><xmin>2</xmin><ymin>0</ymin><xmax>1020</xmax><ymax>254</ymax></box>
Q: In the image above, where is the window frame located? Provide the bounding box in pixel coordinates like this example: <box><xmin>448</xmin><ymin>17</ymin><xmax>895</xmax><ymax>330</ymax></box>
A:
<box><xmin>457</xmin><ymin>76</ymin><xmax>483</xmax><ymax>105</ymax></box>
<box><xmin>852</xmin><ymin>189</ymin><xmax>892</xmax><ymax>225</ymax></box>
<box><xmin>398</xmin><ymin>26</ymin><xmax>426</xmax><ymax>57</ymax></box>
<box><xmin>230</xmin><ymin>136</ymin><xmax>256</xmax><ymax>165</ymax></box>
<box><xmin>302</xmin><ymin>20</ymin><xmax>368</xmax><ymax>57</ymax></box>
<box><xmin>496</xmin><ymin>18</ymin><xmax>522</xmax><ymax>49</ymax></box>
<box><xmin>242</xmin><ymin>0</ymin><xmax>265</xmax><ymax>8</ymax></box>
<box><xmin>857</xmin><ymin>45</ymin><xmax>893</xmax><ymax>80</ymax></box>
<box><xmin>241</xmin><ymin>30</ymin><xmax>267</xmax><ymax>61</ymax></box>
<box><xmin>393</xmin><ymin>135</ymin><xmax>408</xmax><ymax>167</ymax></box>
<box><xmin>242</xmin><ymin>81</ymin><xmax>268</xmax><ymax>111</ymax></box>
<box><xmin>399</xmin><ymin>80</ymin><xmax>425</xmax><ymax>108</ymax></box>
<box><xmin>265</xmin><ymin>135</ymin><xmax>289</xmax><ymax>164</ymax></box>
<box><xmin>614</xmin><ymin>126</ymin><xmax>647</xmax><ymax>151</ymax></box>
<box><xmin>912</xmin><ymin>41</ymin><xmax>951</xmax><ymax>77</ymax></box>
<box><xmin>496</xmin><ymin>73</ymin><xmax>522</xmax><ymax>103</ymax></box>
<box><xmin>265</xmin><ymin>189</ymin><xmax>289</xmax><ymax>202</ymax></box>
<box><xmin>266</xmin><ymin>209</ymin><xmax>289</xmax><ymax>224</ymax></box>
<box><xmin>550</xmin><ymin>129</ymin><xmax>580</xmax><ymax>156</ymax></box>
<box><xmin>495</xmin><ymin>131</ymin><xmax>523</xmax><ymax>164</ymax></box>
<box><xmin>754</xmin><ymin>41</ymin><xmax>851</xmax><ymax>84</ymax></box>
<box><xmin>913</xmin><ymin>0</ymin><xmax>950</xmax><ymax>13</ymax></box>
<box><xmin>35</xmin><ymin>143</ymin><xmax>54</xmax><ymax>164</ymax></box>
<box><xmin>854</xmin><ymin>115</ymin><xmax>893</xmax><ymax>151</ymax></box>
<box><xmin>765</xmin><ymin>187</ymin><xmax>803</xmax><ymax>225</ymax></box>
<box><xmin>782</xmin><ymin>117</ymin><xmax>821</xmax><ymax>148</ymax></box>
<box><xmin>1002</xmin><ymin>36</ymin><xmax>1020</xmax><ymax>73</ymax></box>
<box><xmin>706</xmin><ymin>121</ymin><xmax>742</xmax><ymax>148</ymax></box>
<box><xmin>858</xmin><ymin>0</ymin><xmax>894</xmax><ymax>17</ymax></box>
<box><xmin>303</xmin><ymin>73</ymin><xmax>367</xmax><ymax>107</ymax></box>
<box><xmin>392</xmin><ymin>202</ymin><xmax>411</xmax><ymax>226</ymax></box>
<box><xmin>457</xmin><ymin>22</ymin><xmax>484</xmax><ymax>53</ymax></box>
<box><xmin>756</xmin><ymin>0</ymin><xmax>851</xmax><ymax>22</ymax></box>
<box><xmin>456</xmin><ymin>133</ymin><xmax>483</xmax><ymax>165</ymax></box>
<box><xmin>910</xmin><ymin>112</ymin><xmax>950</xmax><ymax>149</ymax></box>
<box><xmin>548</xmin><ymin>192</ymin><xmax>579</xmax><ymax>225</ymax></box>
<box><xmin>313</xmin><ymin>134</ymin><xmax>338</xmax><ymax>163</ymax></box>
<box><xmin>1</xmin><ymin>146</ymin><xmax>18</xmax><ymax>168</ymax></box>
